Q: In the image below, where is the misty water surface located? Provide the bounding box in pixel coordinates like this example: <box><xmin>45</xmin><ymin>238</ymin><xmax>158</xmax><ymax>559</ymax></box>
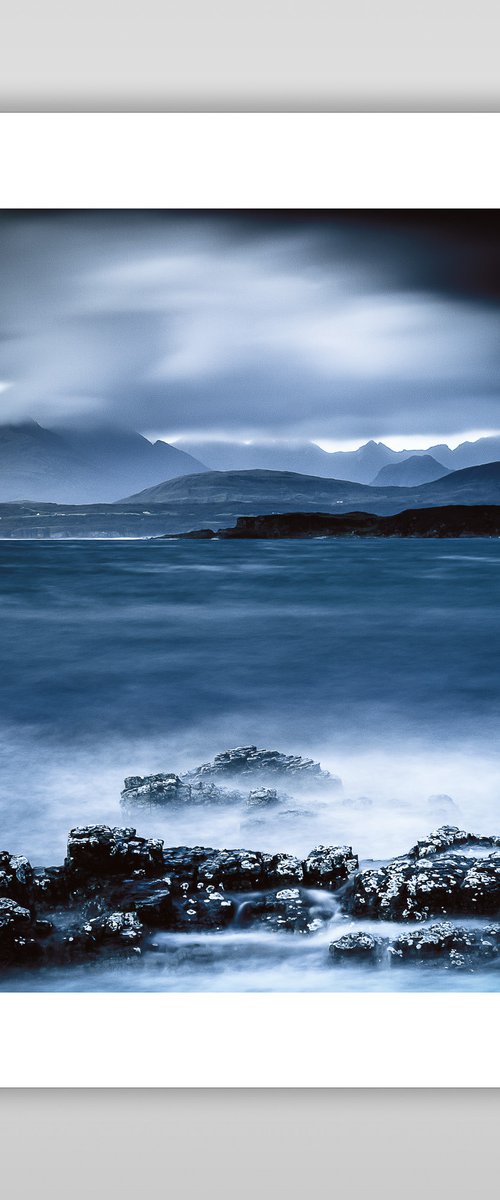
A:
<box><xmin>1</xmin><ymin>537</ymin><xmax>499</xmax><ymax>990</ymax></box>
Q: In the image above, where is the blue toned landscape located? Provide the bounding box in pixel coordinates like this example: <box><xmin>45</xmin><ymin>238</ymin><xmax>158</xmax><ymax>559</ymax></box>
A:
<box><xmin>1</xmin><ymin>536</ymin><xmax>499</xmax><ymax>991</ymax></box>
<box><xmin>0</xmin><ymin>209</ymin><xmax>499</xmax><ymax>990</ymax></box>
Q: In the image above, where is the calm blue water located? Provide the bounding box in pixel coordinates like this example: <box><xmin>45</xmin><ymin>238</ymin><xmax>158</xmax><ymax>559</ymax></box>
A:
<box><xmin>1</xmin><ymin>537</ymin><xmax>499</xmax><ymax>991</ymax></box>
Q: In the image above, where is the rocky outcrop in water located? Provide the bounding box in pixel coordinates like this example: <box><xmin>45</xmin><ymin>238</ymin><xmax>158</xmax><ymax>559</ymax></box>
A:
<box><xmin>0</xmin><ymin>824</ymin><xmax>498</xmax><ymax>974</ymax></box>
<box><xmin>329</xmin><ymin>921</ymin><xmax>500</xmax><ymax>971</ymax></box>
<box><xmin>185</xmin><ymin>746</ymin><xmax>339</xmax><ymax>786</ymax></box>
<box><xmin>351</xmin><ymin>838</ymin><xmax>500</xmax><ymax>921</ymax></box>
<box><xmin>121</xmin><ymin>746</ymin><xmax>341</xmax><ymax>810</ymax></box>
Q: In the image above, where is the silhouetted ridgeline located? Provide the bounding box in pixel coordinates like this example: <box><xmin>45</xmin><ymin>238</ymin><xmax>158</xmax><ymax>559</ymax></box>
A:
<box><xmin>173</xmin><ymin>506</ymin><xmax>500</xmax><ymax>540</ymax></box>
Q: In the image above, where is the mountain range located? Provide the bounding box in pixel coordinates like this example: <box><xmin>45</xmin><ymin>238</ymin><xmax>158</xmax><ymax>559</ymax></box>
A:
<box><xmin>3</xmin><ymin>461</ymin><xmax>500</xmax><ymax>538</ymax></box>
<box><xmin>123</xmin><ymin>460</ymin><xmax>500</xmax><ymax>513</ymax></box>
<box><xmin>3</xmin><ymin>418</ymin><xmax>500</xmax><ymax>511</ymax></box>
<box><xmin>170</xmin><ymin>434</ymin><xmax>500</xmax><ymax>483</ymax></box>
<box><xmin>0</xmin><ymin>420</ymin><xmax>207</xmax><ymax>502</ymax></box>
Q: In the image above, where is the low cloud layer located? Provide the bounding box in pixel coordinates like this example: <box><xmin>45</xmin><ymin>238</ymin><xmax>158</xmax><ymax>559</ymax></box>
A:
<box><xmin>0</xmin><ymin>211</ymin><xmax>499</xmax><ymax>443</ymax></box>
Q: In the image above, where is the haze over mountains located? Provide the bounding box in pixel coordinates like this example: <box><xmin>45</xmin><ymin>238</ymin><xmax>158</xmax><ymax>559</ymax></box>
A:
<box><xmin>171</xmin><ymin>434</ymin><xmax>500</xmax><ymax>484</ymax></box>
<box><xmin>4</xmin><ymin>419</ymin><xmax>500</xmax><ymax>504</ymax></box>
<box><xmin>0</xmin><ymin>420</ymin><xmax>207</xmax><ymax>502</ymax></box>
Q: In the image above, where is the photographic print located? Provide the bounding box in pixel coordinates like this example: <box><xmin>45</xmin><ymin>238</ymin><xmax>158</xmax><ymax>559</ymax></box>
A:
<box><xmin>0</xmin><ymin>205</ymin><xmax>499</xmax><ymax>1001</ymax></box>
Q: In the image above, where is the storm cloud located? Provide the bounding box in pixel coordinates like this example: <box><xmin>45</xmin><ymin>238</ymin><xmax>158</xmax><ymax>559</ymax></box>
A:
<box><xmin>0</xmin><ymin>210</ymin><xmax>499</xmax><ymax>444</ymax></box>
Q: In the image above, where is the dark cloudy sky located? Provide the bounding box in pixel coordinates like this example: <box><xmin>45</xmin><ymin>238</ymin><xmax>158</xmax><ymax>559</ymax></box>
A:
<box><xmin>0</xmin><ymin>210</ymin><xmax>499</xmax><ymax>449</ymax></box>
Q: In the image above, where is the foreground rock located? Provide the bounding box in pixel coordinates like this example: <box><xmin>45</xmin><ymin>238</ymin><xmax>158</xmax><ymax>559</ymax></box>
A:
<box><xmin>329</xmin><ymin>922</ymin><xmax>500</xmax><ymax>970</ymax></box>
<box><xmin>351</xmin><ymin>825</ymin><xmax>500</xmax><ymax>920</ymax></box>
<box><xmin>0</xmin><ymin>824</ymin><xmax>498</xmax><ymax>973</ymax></box>
<box><xmin>121</xmin><ymin>746</ymin><xmax>341</xmax><ymax>810</ymax></box>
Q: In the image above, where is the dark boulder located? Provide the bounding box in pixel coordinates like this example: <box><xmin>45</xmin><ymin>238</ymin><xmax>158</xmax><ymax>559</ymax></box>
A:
<box><xmin>197</xmin><ymin>848</ymin><xmax>264</xmax><ymax>891</ymax></box>
<box><xmin>0</xmin><ymin>897</ymin><xmax>38</xmax><ymax>962</ymax></box>
<box><xmin>303</xmin><ymin>845</ymin><xmax>358</xmax><ymax>889</ymax></box>
<box><xmin>74</xmin><ymin>910</ymin><xmax>144</xmax><ymax>952</ymax></box>
<box><xmin>329</xmin><ymin>931</ymin><xmax>388</xmax><ymax>963</ymax></box>
<box><xmin>171</xmin><ymin>888</ymin><xmax>235</xmax><ymax>931</ymax></box>
<box><xmin>389</xmin><ymin>921</ymin><xmax>500</xmax><ymax>969</ymax></box>
<box><xmin>0</xmin><ymin>851</ymin><xmax>33</xmax><ymax>902</ymax></box>
<box><xmin>65</xmin><ymin>826</ymin><xmax>164</xmax><ymax>878</ymax></box>
<box><xmin>121</xmin><ymin>773</ymin><xmax>192</xmax><ymax>807</ymax></box>
<box><xmin>408</xmin><ymin>825</ymin><xmax>500</xmax><ymax>859</ymax></box>
<box><xmin>350</xmin><ymin>849</ymin><xmax>500</xmax><ymax>920</ymax></box>
<box><xmin>238</xmin><ymin>887</ymin><xmax>330</xmax><ymax>934</ymax></box>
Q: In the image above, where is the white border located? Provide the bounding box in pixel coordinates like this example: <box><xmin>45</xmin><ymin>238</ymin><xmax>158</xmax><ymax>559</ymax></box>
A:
<box><xmin>1</xmin><ymin>994</ymin><xmax>498</xmax><ymax>1088</ymax></box>
<box><xmin>1</xmin><ymin>112</ymin><xmax>500</xmax><ymax>210</ymax></box>
<box><xmin>0</xmin><ymin>113</ymin><xmax>499</xmax><ymax>1087</ymax></box>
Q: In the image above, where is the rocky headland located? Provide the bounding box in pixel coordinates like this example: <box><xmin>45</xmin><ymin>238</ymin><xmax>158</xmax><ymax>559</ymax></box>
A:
<box><xmin>169</xmin><ymin>504</ymin><xmax>500</xmax><ymax>540</ymax></box>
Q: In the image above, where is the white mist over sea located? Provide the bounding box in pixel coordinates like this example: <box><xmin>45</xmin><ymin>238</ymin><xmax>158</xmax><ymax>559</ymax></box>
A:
<box><xmin>1</xmin><ymin>537</ymin><xmax>499</xmax><ymax>990</ymax></box>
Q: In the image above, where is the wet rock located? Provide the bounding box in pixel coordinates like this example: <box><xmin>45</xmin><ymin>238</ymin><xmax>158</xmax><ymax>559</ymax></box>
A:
<box><xmin>246</xmin><ymin>788</ymin><xmax>282</xmax><ymax>809</ymax></box>
<box><xmin>197</xmin><ymin>848</ymin><xmax>264</xmax><ymax>891</ymax></box>
<box><xmin>350</xmin><ymin>848</ymin><xmax>500</xmax><ymax>921</ymax></box>
<box><xmin>185</xmin><ymin>745</ymin><xmax>340</xmax><ymax>788</ymax></box>
<box><xmin>0</xmin><ymin>851</ymin><xmax>33</xmax><ymax>901</ymax></box>
<box><xmin>303</xmin><ymin>845</ymin><xmax>358</xmax><ymax>889</ymax></box>
<box><xmin>131</xmin><ymin>885</ymin><xmax>173</xmax><ymax>927</ymax></box>
<box><xmin>389</xmin><ymin>921</ymin><xmax>500</xmax><ymax>968</ymax></box>
<box><xmin>0</xmin><ymin>897</ymin><xmax>38</xmax><ymax>961</ymax></box>
<box><xmin>121</xmin><ymin>773</ymin><xmax>192</xmax><ymax>807</ymax></box>
<box><xmin>171</xmin><ymin>888</ymin><xmax>235</xmax><ymax>931</ymax></box>
<box><xmin>77</xmin><ymin>911</ymin><xmax>144</xmax><ymax>950</ymax></box>
<box><xmin>66</xmin><ymin>826</ymin><xmax>164</xmax><ymax>878</ymax></box>
<box><xmin>329</xmin><ymin>932</ymin><xmax>388</xmax><ymax>962</ymax></box>
<box><xmin>32</xmin><ymin>866</ymin><xmax>72</xmax><ymax>904</ymax></box>
<box><xmin>239</xmin><ymin>888</ymin><xmax>329</xmax><ymax>934</ymax></box>
<box><xmin>162</xmin><ymin>845</ymin><xmax>215</xmax><ymax>891</ymax></box>
<box><xmin>122</xmin><ymin>773</ymin><xmax>245</xmax><ymax>808</ymax></box>
<box><xmin>409</xmin><ymin>825</ymin><xmax>500</xmax><ymax>859</ymax></box>
<box><xmin>261</xmin><ymin>853</ymin><xmax>304</xmax><ymax>888</ymax></box>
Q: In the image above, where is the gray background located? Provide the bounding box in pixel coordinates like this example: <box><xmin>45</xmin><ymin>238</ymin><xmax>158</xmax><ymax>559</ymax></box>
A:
<box><xmin>0</xmin><ymin>1</ymin><xmax>498</xmax><ymax>1191</ymax></box>
<box><xmin>0</xmin><ymin>1088</ymin><xmax>498</xmax><ymax>1196</ymax></box>
<box><xmin>0</xmin><ymin>0</ymin><xmax>500</xmax><ymax>111</ymax></box>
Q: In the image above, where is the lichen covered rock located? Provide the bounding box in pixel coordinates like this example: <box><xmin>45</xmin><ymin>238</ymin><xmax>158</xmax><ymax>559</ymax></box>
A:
<box><xmin>65</xmin><ymin>825</ymin><xmax>164</xmax><ymax>877</ymax></box>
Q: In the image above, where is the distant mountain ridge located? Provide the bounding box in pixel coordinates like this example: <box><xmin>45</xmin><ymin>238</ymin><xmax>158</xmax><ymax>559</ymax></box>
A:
<box><xmin>172</xmin><ymin>434</ymin><xmax>500</xmax><ymax>483</ymax></box>
<box><xmin>122</xmin><ymin>460</ymin><xmax>500</xmax><ymax>512</ymax></box>
<box><xmin>372</xmin><ymin>454</ymin><xmax>450</xmax><ymax>487</ymax></box>
<box><xmin>0</xmin><ymin>420</ymin><xmax>207</xmax><ymax>502</ymax></box>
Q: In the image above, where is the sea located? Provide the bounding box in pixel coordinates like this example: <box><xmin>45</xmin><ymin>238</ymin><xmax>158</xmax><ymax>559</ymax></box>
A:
<box><xmin>1</xmin><ymin>536</ymin><xmax>499</xmax><ymax>991</ymax></box>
